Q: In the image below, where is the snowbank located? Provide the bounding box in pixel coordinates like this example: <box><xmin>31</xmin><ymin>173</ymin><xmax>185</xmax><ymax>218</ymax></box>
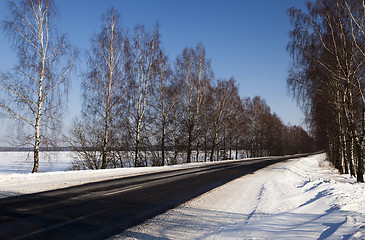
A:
<box><xmin>1</xmin><ymin>153</ymin><xmax>364</xmax><ymax>239</ymax></box>
<box><xmin>110</xmin><ymin>154</ymin><xmax>365</xmax><ymax>239</ymax></box>
<box><xmin>0</xmin><ymin>152</ymin><xmax>252</xmax><ymax>198</ymax></box>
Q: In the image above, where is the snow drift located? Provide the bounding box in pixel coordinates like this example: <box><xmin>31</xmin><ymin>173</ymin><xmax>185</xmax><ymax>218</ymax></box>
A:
<box><xmin>0</xmin><ymin>153</ymin><xmax>364</xmax><ymax>239</ymax></box>
<box><xmin>110</xmin><ymin>154</ymin><xmax>365</xmax><ymax>239</ymax></box>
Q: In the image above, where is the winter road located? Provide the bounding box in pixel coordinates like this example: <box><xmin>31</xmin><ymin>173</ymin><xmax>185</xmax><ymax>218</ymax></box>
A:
<box><xmin>0</xmin><ymin>154</ymin><xmax>309</xmax><ymax>240</ymax></box>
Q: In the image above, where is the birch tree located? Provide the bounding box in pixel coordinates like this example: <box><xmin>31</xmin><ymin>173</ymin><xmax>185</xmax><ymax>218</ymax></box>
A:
<box><xmin>70</xmin><ymin>8</ymin><xmax>128</xmax><ymax>169</ymax></box>
<box><xmin>175</xmin><ymin>43</ymin><xmax>212</xmax><ymax>163</ymax></box>
<box><xmin>208</xmin><ymin>79</ymin><xmax>233</xmax><ymax>161</ymax></box>
<box><xmin>224</xmin><ymin>78</ymin><xmax>242</xmax><ymax>159</ymax></box>
<box><xmin>150</xmin><ymin>49</ymin><xmax>175</xmax><ymax>166</ymax></box>
<box><xmin>0</xmin><ymin>0</ymin><xmax>76</xmax><ymax>173</ymax></box>
<box><xmin>126</xmin><ymin>24</ymin><xmax>160</xmax><ymax>167</ymax></box>
<box><xmin>169</xmin><ymin>80</ymin><xmax>184</xmax><ymax>165</ymax></box>
<box><xmin>288</xmin><ymin>0</ymin><xmax>365</xmax><ymax>182</ymax></box>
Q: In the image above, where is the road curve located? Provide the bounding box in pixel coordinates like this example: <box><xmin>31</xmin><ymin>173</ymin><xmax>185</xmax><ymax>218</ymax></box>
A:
<box><xmin>0</xmin><ymin>154</ymin><xmax>309</xmax><ymax>240</ymax></box>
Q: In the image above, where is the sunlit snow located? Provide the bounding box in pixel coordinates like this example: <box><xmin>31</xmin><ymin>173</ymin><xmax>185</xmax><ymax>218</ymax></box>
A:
<box><xmin>109</xmin><ymin>154</ymin><xmax>365</xmax><ymax>239</ymax></box>
<box><xmin>0</xmin><ymin>153</ymin><xmax>364</xmax><ymax>239</ymax></box>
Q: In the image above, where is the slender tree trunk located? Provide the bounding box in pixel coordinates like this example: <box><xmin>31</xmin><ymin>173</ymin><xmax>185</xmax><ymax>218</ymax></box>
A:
<box><xmin>357</xmin><ymin>108</ymin><xmax>365</xmax><ymax>182</ymax></box>
<box><xmin>32</xmin><ymin>61</ymin><xmax>45</xmax><ymax>173</ymax></box>
<box><xmin>102</xmin><ymin>109</ymin><xmax>110</xmax><ymax>169</ymax></box>
<box><xmin>235</xmin><ymin>138</ymin><xmax>239</xmax><ymax>160</ymax></box>
<box><xmin>337</xmin><ymin>110</ymin><xmax>345</xmax><ymax>173</ymax></box>
<box><xmin>186</xmin><ymin>125</ymin><xmax>193</xmax><ymax>163</ymax></box>
<box><xmin>223</xmin><ymin>126</ymin><xmax>227</xmax><ymax>159</ymax></box>
<box><xmin>343</xmin><ymin>134</ymin><xmax>349</xmax><ymax>174</ymax></box>
<box><xmin>210</xmin><ymin>140</ymin><xmax>215</xmax><ymax>162</ymax></box>
<box><xmin>229</xmin><ymin>139</ymin><xmax>232</xmax><ymax>160</ymax></box>
<box><xmin>355</xmin><ymin>141</ymin><xmax>364</xmax><ymax>182</ymax></box>
<box><xmin>33</xmin><ymin>118</ymin><xmax>41</xmax><ymax>173</ymax></box>
<box><xmin>204</xmin><ymin>132</ymin><xmax>208</xmax><ymax>162</ymax></box>
<box><xmin>357</xmin><ymin>154</ymin><xmax>364</xmax><ymax>182</ymax></box>
<box><xmin>338</xmin><ymin>135</ymin><xmax>344</xmax><ymax>174</ymax></box>
<box><xmin>173</xmin><ymin>149</ymin><xmax>178</xmax><ymax>165</ymax></box>
<box><xmin>216</xmin><ymin>142</ymin><xmax>220</xmax><ymax>161</ymax></box>
<box><xmin>101</xmin><ymin>126</ymin><xmax>109</xmax><ymax>169</ymax></box>
<box><xmin>135</xmin><ymin>120</ymin><xmax>141</xmax><ymax>167</ymax></box>
<box><xmin>102</xmin><ymin>37</ymin><xmax>115</xmax><ymax>169</ymax></box>
<box><xmin>172</xmin><ymin>114</ymin><xmax>179</xmax><ymax>165</ymax></box>
<box><xmin>196</xmin><ymin>138</ymin><xmax>200</xmax><ymax>162</ymax></box>
<box><xmin>251</xmin><ymin>142</ymin><xmax>255</xmax><ymax>158</ymax></box>
<box><xmin>33</xmin><ymin>91</ymin><xmax>42</xmax><ymax>172</ymax></box>
<box><xmin>349</xmin><ymin>137</ymin><xmax>356</xmax><ymax>177</ymax></box>
<box><xmin>186</xmin><ymin>143</ymin><xmax>191</xmax><ymax>163</ymax></box>
<box><xmin>161</xmin><ymin>121</ymin><xmax>166</xmax><ymax>166</ymax></box>
<box><xmin>210</xmin><ymin>132</ymin><xmax>217</xmax><ymax>161</ymax></box>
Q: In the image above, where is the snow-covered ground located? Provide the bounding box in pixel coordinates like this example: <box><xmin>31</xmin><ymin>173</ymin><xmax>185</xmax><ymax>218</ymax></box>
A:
<box><xmin>0</xmin><ymin>153</ymin><xmax>364</xmax><ymax>239</ymax></box>
<box><xmin>0</xmin><ymin>151</ymin><xmax>74</xmax><ymax>174</ymax></box>
<box><xmin>0</xmin><ymin>151</ymin><xmax>249</xmax><ymax>198</ymax></box>
<box><xmin>109</xmin><ymin>154</ymin><xmax>365</xmax><ymax>240</ymax></box>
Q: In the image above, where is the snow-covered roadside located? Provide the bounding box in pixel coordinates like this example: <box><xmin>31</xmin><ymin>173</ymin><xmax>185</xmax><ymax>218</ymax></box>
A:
<box><xmin>110</xmin><ymin>154</ymin><xmax>365</xmax><ymax>240</ymax></box>
<box><xmin>0</xmin><ymin>153</ymin><xmax>258</xmax><ymax>198</ymax></box>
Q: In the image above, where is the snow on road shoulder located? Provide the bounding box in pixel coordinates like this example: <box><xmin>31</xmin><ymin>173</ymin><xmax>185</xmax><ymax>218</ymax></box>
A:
<box><xmin>111</xmin><ymin>154</ymin><xmax>365</xmax><ymax>240</ymax></box>
<box><xmin>0</xmin><ymin>153</ymin><xmax>254</xmax><ymax>198</ymax></box>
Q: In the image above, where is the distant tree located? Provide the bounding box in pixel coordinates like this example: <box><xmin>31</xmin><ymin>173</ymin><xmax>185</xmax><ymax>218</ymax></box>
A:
<box><xmin>69</xmin><ymin>119</ymin><xmax>103</xmax><ymax>170</ymax></box>
<box><xmin>232</xmin><ymin>97</ymin><xmax>247</xmax><ymax>159</ymax></box>
<box><xmin>150</xmin><ymin>49</ymin><xmax>175</xmax><ymax>166</ymax></box>
<box><xmin>165</xmin><ymin>77</ymin><xmax>186</xmax><ymax>165</ymax></box>
<box><xmin>69</xmin><ymin>8</ymin><xmax>128</xmax><ymax>169</ymax></box>
<box><xmin>200</xmin><ymin>83</ymin><xmax>214</xmax><ymax>162</ymax></box>
<box><xmin>265</xmin><ymin>113</ymin><xmax>285</xmax><ymax>156</ymax></box>
<box><xmin>208</xmin><ymin>78</ymin><xmax>236</xmax><ymax>161</ymax></box>
<box><xmin>125</xmin><ymin>24</ymin><xmax>160</xmax><ymax>167</ymax></box>
<box><xmin>194</xmin><ymin>75</ymin><xmax>211</xmax><ymax>162</ymax></box>
<box><xmin>241</xmin><ymin>96</ymin><xmax>309</xmax><ymax>158</ymax></box>
<box><xmin>0</xmin><ymin>0</ymin><xmax>76</xmax><ymax>173</ymax></box>
<box><xmin>224</xmin><ymin>78</ymin><xmax>241</xmax><ymax>159</ymax></box>
<box><xmin>174</xmin><ymin>43</ymin><xmax>212</xmax><ymax>163</ymax></box>
<box><xmin>245</xmin><ymin>97</ymin><xmax>271</xmax><ymax>157</ymax></box>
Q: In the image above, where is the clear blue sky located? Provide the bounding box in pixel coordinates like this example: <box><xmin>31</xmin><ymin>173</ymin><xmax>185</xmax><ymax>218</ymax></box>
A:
<box><xmin>0</xmin><ymin>0</ymin><xmax>307</xmax><ymax>131</ymax></box>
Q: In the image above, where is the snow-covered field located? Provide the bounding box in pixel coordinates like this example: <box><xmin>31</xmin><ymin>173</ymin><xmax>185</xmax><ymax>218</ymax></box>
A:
<box><xmin>110</xmin><ymin>154</ymin><xmax>365</xmax><ymax>240</ymax></box>
<box><xmin>0</xmin><ymin>151</ymin><xmax>74</xmax><ymax>174</ymax></box>
<box><xmin>0</xmin><ymin>151</ymin><xmax>236</xmax><ymax>198</ymax></box>
<box><xmin>0</xmin><ymin>153</ymin><xmax>364</xmax><ymax>239</ymax></box>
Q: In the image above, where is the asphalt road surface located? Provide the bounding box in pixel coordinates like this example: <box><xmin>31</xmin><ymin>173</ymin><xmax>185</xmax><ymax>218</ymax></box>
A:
<box><xmin>0</xmin><ymin>154</ymin><xmax>309</xmax><ymax>240</ymax></box>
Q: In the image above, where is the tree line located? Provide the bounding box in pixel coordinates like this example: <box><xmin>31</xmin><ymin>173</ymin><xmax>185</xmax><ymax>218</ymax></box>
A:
<box><xmin>287</xmin><ymin>0</ymin><xmax>365</xmax><ymax>182</ymax></box>
<box><xmin>68</xmin><ymin>7</ymin><xmax>316</xmax><ymax>169</ymax></box>
<box><xmin>0</xmin><ymin>0</ymin><xmax>315</xmax><ymax>173</ymax></box>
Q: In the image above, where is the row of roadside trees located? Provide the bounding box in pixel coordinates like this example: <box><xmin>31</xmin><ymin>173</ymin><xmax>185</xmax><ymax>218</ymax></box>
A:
<box><xmin>69</xmin><ymin>8</ymin><xmax>316</xmax><ymax>169</ymax></box>
<box><xmin>287</xmin><ymin>0</ymin><xmax>365</xmax><ymax>182</ymax></box>
<box><xmin>0</xmin><ymin>0</ymin><xmax>315</xmax><ymax>173</ymax></box>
